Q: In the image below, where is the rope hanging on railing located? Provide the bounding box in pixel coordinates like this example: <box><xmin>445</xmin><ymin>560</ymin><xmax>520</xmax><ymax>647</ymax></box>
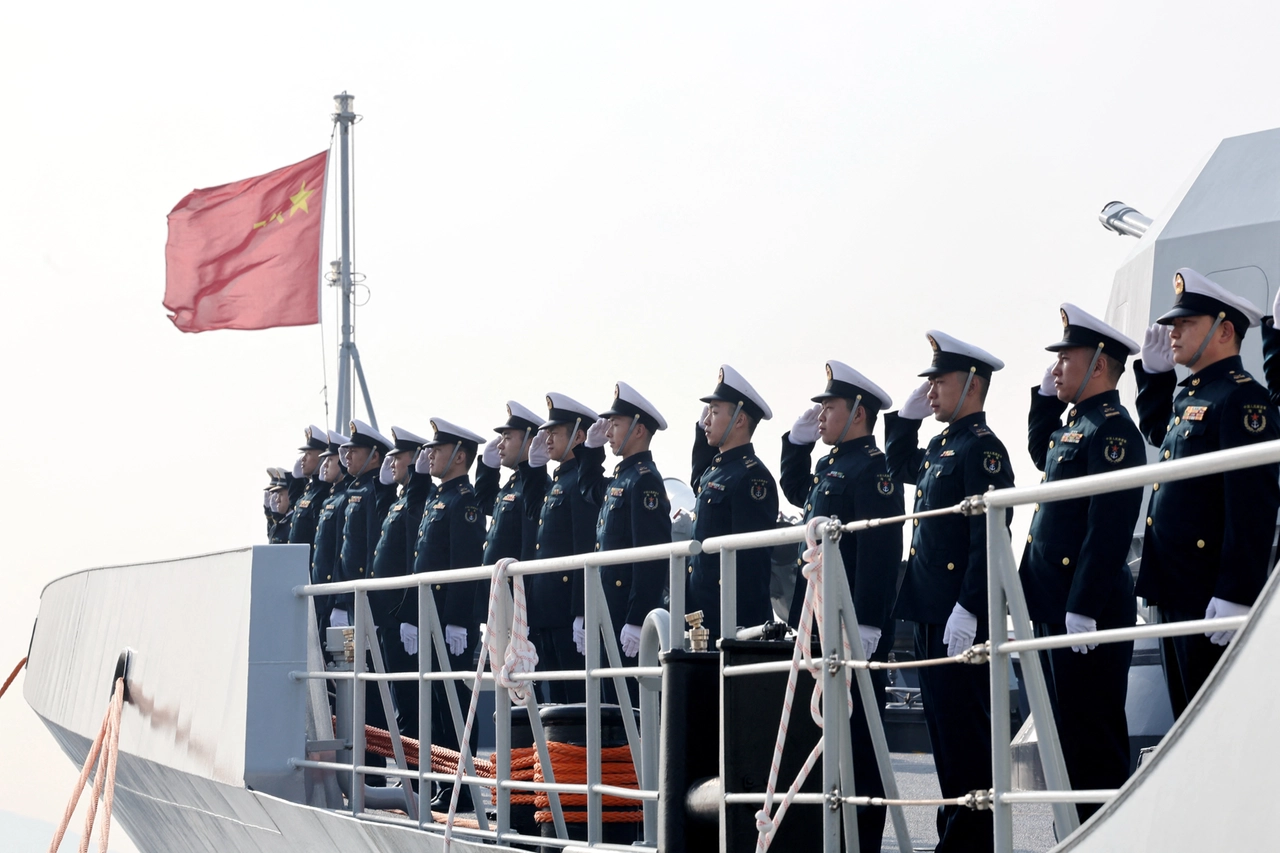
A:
<box><xmin>0</xmin><ymin>657</ymin><xmax>26</xmax><ymax>702</ymax></box>
<box><xmin>443</xmin><ymin>556</ymin><xmax>539</xmax><ymax>850</ymax></box>
<box><xmin>48</xmin><ymin>677</ymin><xmax>124</xmax><ymax>853</ymax></box>
<box><xmin>753</xmin><ymin>518</ymin><xmax>853</xmax><ymax>853</ymax></box>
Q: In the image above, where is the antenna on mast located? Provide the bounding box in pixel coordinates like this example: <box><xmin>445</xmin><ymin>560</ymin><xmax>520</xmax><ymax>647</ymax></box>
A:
<box><xmin>329</xmin><ymin>91</ymin><xmax>378</xmax><ymax>433</ymax></box>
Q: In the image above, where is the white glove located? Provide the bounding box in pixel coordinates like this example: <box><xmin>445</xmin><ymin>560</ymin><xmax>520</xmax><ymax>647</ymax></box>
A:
<box><xmin>1064</xmin><ymin>611</ymin><xmax>1098</xmax><ymax>653</ymax></box>
<box><xmin>293</xmin><ymin>456</ymin><xmax>306</xmax><ymax>478</ymax></box>
<box><xmin>330</xmin><ymin>608</ymin><xmax>350</xmax><ymax>628</ymax></box>
<box><xmin>528</xmin><ymin>431</ymin><xmax>551</xmax><ymax>467</ymax></box>
<box><xmin>415</xmin><ymin>449</ymin><xmax>431</xmax><ymax>475</ymax></box>
<box><xmin>1038</xmin><ymin>366</ymin><xmax>1057</xmax><ymax>398</ymax></box>
<box><xmin>620</xmin><ymin>623</ymin><xmax>642</xmax><ymax>658</ymax></box>
<box><xmin>789</xmin><ymin>404</ymin><xmax>821</xmax><ymax>445</ymax></box>
<box><xmin>1141</xmin><ymin>323</ymin><xmax>1175</xmax><ymax>374</ymax></box>
<box><xmin>573</xmin><ymin>616</ymin><xmax>586</xmax><ymax>655</ymax></box>
<box><xmin>379</xmin><ymin>454</ymin><xmax>395</xmax><ymax>485</ymax></box>
<box><xmin>1273</xmin><ymin>286</ymin><xmax>1280</xmax><ymax>321</ymax></box>
<box><xmin>898</xmin><ymin>381</ymin><xmax>933</xmax><ymax>420</ymax></box>
<box><xmin>400</xmin><ymin>623</ymin><xmax>419</xmax><ymax>656</ymax></box>
<box><xmin>482</xmin><ymin>437</ymin><xmax>501</xmax><ymax>468</ymax></box>
<box><xmin>696</xmin><ymin>405</ymin><xmax>709</xmax><ymax>433</ymax></box>
<box><xmin>445</xmin><ymin>624</ymin><xmax>468</xmax><ymax>657</ymax></box>
<box><xmin>585</xmin><ymin>417</ymin><xmax>609</xmax><ymax>449</ymax></box>
<box><xmin>263</xmin><ymin>491</ymin><xmax>272</xmax><ymax>510</ymax></box>
<box><xmin>857</xmin><ymin>624</ymin><xmax>882</xmax><ymax>658</ymax></box>
<box><xmin>942</xmin><ymin>603</ymin><xmax>978</xmax><ymax>656</ymax></box>
<box><xmin>1205</xmin><ymin>597</ymin><xmax>1251</xmax><ymax>645</ymax></box>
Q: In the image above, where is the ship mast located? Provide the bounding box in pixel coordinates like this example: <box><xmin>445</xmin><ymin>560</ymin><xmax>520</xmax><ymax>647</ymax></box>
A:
<box><xmin>331</xmin><ymin>91</ymin><xmax>377</xmax><ymax>433</ymax></box>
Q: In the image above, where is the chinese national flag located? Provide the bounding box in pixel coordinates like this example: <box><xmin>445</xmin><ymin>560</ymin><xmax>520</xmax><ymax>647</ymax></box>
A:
<box><xmin>164</xmin><ymin>151</ymin><xmax>328</xmax><ymax>333</ymax></box>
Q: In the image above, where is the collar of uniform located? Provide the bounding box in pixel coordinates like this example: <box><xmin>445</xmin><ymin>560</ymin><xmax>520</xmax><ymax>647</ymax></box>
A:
<box><xmin>948</xmin><ymin>411</ymin><xmax>987</xmax><ymax>431</ymax></box>
<box><xmin>1068</xmin><ymin>388</ymin><xmax>1121</xmax><ymax>418</ymax></box>
<box><xmin>1179</xmin><ymin>354</ymin><xmax>1244</xmax><ymax>387</ymax></box>
<box><xmin>614</xmin><ymin>449</ymin><xmax>654</xmax><ymax>474</ymax></box>
<box><xmin>834</xmin><ymin>434</ymin><xmax>877</xmax><ymax>452</ymax></box>
<box><xmin>438</xmin><ymin>474</ymin><xmax>473</xmax><ymax>493</ymax></box>
<box><xmin>406</xmin><ymin>471</ymin><xmax>434</xmax><ymax>496</ymax></box>
<box><xmin>349</xmin><ymin>469</ymin><xmax>376</xmax><ymax>487</ymax></box>
<box><xmin>710</xmin><ymin>442</ymin><xmax>754</xmax><ymax>465</ymax></box>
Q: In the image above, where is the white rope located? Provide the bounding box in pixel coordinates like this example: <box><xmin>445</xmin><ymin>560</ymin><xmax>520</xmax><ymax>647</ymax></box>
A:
<box><xmin>443</xmin><ymin>557</ymin><xmax>538</xmax><ymax>850</ymax></box>
<box><xmin>754</xmin><ymin>518</ymin><xmax>853</xmax><ymax>853</ymax></box>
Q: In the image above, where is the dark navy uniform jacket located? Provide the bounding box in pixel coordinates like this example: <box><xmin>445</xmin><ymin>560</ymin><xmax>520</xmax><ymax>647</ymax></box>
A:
<box><xmin>404</xmin><ymin>475</ymin><xmax>487</xmax><ymax>630</ymax></box>
<box><xmin>1261</xmin><ymin>319</ymin><xmax>1280</xmax><ymax>407</ymax></box>
<box><xmin>1019</xmin><ymin>389</ymin><xmax>1144</xmax><ymax>627</ymax></box>
<box><xmin>535</xmin><ymin>444</ymin><xmax>606</xmax><ymax>628</ymax></box>
<box><xmin>288</xmin><ymin>477</ymin><xmax>328</xmax><ymax>555</ymax></box>
<box><xmin>594</xmin><ymin>450</ymin><xmax>673</xmax><ymax>628</ymax></box>
<box><xmin>1134</xmin><ymin>355</ymin><xmax>1280</xmax><ymax>611</ymax></box>
<box><xmin>780</xmin><ymin>433</ymin><xmax>903</xmax><ymax>630</ymax></box>
<box><xmin>335</xmin><ymin>470</ymin><xmax>395</xmax><ymax>612</ymax></box>
<box><xmin>267</xmin><ymin>511</ymin><xmax>293</xmax><ymax>544</ymax></box>
<box><xmin>368</xmin><ymin>472</ymin><xmax>434</xmax><ymax>628</ymax></box>
<box><xmin>310</xmin><ymin>478</ymin><xmax>351</xmax><ymax>614</ymax></box>
<box><xmin>685</xmin><ymin>431</ymin><xmax>779</xmax><ymax>632</ymax></box>
<box><xmin>481</xmin><ymin>461</ymin><xmax>548</xmax><ymax>564</ymax></box>
<box><xmin>885</xmin><ymin>411</ymin><xmax>1015</xmax><ymax>624</ymax></box>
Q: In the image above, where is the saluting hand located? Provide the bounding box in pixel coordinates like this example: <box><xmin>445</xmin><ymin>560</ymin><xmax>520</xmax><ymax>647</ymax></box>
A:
<box><xmin>528</xmin><ymin>431</ymin><xmax>551</xmax><ymax>467</ymax></box>
<box><xmin>293</xmin><ymin>456</ymin><xmax>306</xmax><ymax>479</ymax></box>
<box><xmin>789</xmin><ymin>404</ymin><xmax>821</xmax><ymax>445</ymax></box>
<box><xmin>585</xmin><ymin>417</ymin><xmax>610</xmax><ymax>449</ymax></box>
<box><xmin>1140</xmin><ymin>323</ymin><xmax>1175</xmax><ymax>374</ymax></box>
<box><xmin>696</xmin><ymin>405</ymin><xmax>709</xmax><ymax>433</ymax></box>
<box><xmin>898</xmin><ymin>381</ymin><xmax>933</xmax><ymax>420</ymax></box>
<box><xmin>1038</xmin><ymin>366</ymin><xmax>1057</xmax><ymax>398</ymax></box>
<box><xmin>414</xmin><ymin>449</ymin><xmax>431</xmax><ymax>475</ymax></box>
<box><xmin>482</xmin><ymin>437</ymin><xmax>501</xmax><ymax>468</ymax></box>
<box><xmin>379</xmin><ymin>455</ymin><xmax>396</xmax><ymax>485</ymax></box>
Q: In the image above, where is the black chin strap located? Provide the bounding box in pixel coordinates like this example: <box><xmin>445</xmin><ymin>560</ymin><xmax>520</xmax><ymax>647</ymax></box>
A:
<box><xmin>946</xmin><ymin>368</ymin><xmax>977</xmax><ymax>423</ymax></box>
<box><xmin>1187</xmin><ymin>312</ymin><xmax>1227</xmax><ymax>369</ymax></box>
<box><xmin>836</xmin><ymin>394</ymin><xmax>863</xmax><ymax>445</ymax></box>
<box><xmin>715</xmin><ymin>401</ymin><xmax>745</xmax><ymax>449</ymax></box>
<box><xmin>1070</xmin><ymin>343</ymin><xmax>1105</xmax><ymax>406</ymax></box>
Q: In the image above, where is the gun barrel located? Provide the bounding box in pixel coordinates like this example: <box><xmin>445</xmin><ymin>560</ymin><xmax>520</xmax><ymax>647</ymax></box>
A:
<box><xmin>1099</xmin><ymin>200</ymin><xmax>1152</xmax><ymax>238</ymax></box>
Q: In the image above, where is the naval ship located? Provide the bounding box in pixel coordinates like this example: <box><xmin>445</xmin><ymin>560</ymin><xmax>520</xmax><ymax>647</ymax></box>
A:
<box><xmin>23</xmin><ymin>117</ymin><xmax>1280</xmax><ymax>852</ymax></box>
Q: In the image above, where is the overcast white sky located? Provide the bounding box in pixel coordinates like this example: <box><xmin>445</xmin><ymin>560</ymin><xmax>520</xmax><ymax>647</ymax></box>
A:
<box><xmin>4</xmin><ymin>2</ymin><xmax>1280</xmax><ymax>849</ymax></box>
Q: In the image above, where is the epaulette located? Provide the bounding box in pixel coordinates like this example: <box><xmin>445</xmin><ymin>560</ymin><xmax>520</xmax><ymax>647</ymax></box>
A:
<box><xmin>865</xmin><ymin>446</ymin><xmax>884</xmax><ymax>457</ymax></box>
<box><xmin>744</xmin><ymin>458</ymin><xmax>758</xmax><ymax>468</ymax></box>
<box><xmin>1101</xmin><ymin>403</ymin><xmax>1121</xmax><ymax>418</ymax></box>
<box><xmin>459</xmin><ymin>485</ymin><xmax>473</xmax><ymax>494</ymax></box>
<box><xmin>637</xmin><ymin>464</ymin><xmax>652</xmax><ymax>475</ymax></box>
<box><xmin>1234</xmin><ymin>374</ymin><xmax>1254</xmax><ymax>384</ymax></box>
<box><xmin>971</xmin><ymin>424</ymin><xmax>993</xmax><ymax>437</ymax></box>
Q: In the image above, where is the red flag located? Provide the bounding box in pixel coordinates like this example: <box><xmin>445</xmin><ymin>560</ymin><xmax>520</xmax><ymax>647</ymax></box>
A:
<box><xmin>164</xmin><ymin>151</ymin><xmax>328</xmax><ymax>333</ymax></box>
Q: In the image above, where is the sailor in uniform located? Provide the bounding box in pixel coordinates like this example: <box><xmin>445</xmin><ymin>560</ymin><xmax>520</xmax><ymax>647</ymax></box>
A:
<box><xmin>884</xmin><ymin>331</ymin><xmax>1014</xmax><ymax>853</ymax></box>
<box><xmin>310</xmin><ymin>430</ymin><xmax>351</xmax><ymax>635</ymax></box>
<box><xmin>368</xmin><ymin>427</ymin><xmax>432</xmax><ymax>738</ymax></box>
<box><xmin>288</xmin><ymin>425</ymin><xmax>330</xmax><ymax>558</ymax></box>
<box><xmin>1134</xmin><ymin>268</ymin><xmax>1280</xmax><ymax>717</ymax></box>
<box><xmin>687</xmin><ymin>365</ymin><xmax>779</xmax><ymax>639</ymax></box>
<box><xmin>531</xmin><ymin>393</ymin><xmax>606</xmax><ymax>704</ymax></box>
<box><xmin>780</xmin><ymin>361</ymin><xmax>903</xmax><ymax>853</ymax></box>
<box><xmin>1020</xmin><ymin>305</ymin><xmax>1145</xmax><ymax>821</ymax></box>
<box><xmin>479</xmin><ymin>402</ymin><xmax>548</xmax><ymax>567</ymax></box>
<box><xmin>333</xmin><ymin>420</ymin><xmax>395</xmax><ymax>627</ymax></box>
<box><xmin>402</xmin><ymin>418</ymin><xmax>488</xmax><ymax>808</ymax></box>
<box><xmin>265</xmin><ymin>468</ymin><xmax>293</xmax><ymax>543</ymax></box>
<box><xmin>594</xmin><ymin>383</ymin><xmax>672</xmax><ymax>700</ymax></box>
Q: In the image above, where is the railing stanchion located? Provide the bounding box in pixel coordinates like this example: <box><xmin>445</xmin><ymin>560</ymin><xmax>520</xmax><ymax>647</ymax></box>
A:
<box><xmin>820</xmin><ymin>523</ymin><xmax>846</xmax><ymax>853</ymax></box>
<box><xmin>417</xmin><ymin>579</ymin><xmax>428</xmax><ymax>830</ymax></box>
<box><xmin>720</xmin><ymin>547</ymin><xmax>738</xmax><ymax>642</ymax></box>
<box><xmin>584</xmin><ymin>561</ymin><xmax>603</xmax><ymax>845</ymax></box>
<box><xmin>492</xmin><ymin>583</ymin><xmax>513</xmax><ymax>840</ymax></box>
<box><xmin>987</xmin><ymin>509</ymin><xmax>1014</xmax><ymax>853</ymax></box>
<box><xmin>351</xmin><ymin>589</ymin><xmax>367</xmax><ymax>817</ymax></box>
<box><xmin>668</xmin><ymin>553</ymin><xmax>686</xmax><ymax>650</ymax></box>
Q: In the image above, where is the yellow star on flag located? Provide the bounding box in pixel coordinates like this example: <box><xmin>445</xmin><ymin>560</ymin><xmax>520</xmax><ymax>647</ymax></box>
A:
<box><xmin>289</xmin><ymin>181</ymin><xmax>316</xmax><ymax>216</ymax></box>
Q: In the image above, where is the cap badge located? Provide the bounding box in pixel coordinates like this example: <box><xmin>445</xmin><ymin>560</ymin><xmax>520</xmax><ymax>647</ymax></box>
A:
<box><xmin>1175</xmin><ymin>273</ymin><xmax>1185</xmax><ymax>295</ymax></box>
<box><xmin>1060</xmin><ymin>307</ymin><xmax>1069</xmax><ymax>329</ymax></box>
<box><xmin>349</xmin><ymin>420</ymin><xmax>358</xmax><ymax>435</ymax></box>
<box><xmin>305</xmin><ymin>426</ymin><xmax>314</xmax><ymax>441</ymax></box>
<box><xmin>718</xmin><ymin>367</ymin><xmax>725</xmax><ymax>382</ymax></box>
<box><xmin>825</xmin><ymin>363</ymin><xmax>833</xmax><ymax>380</ymax></box>
<box><xmin>546</xmin><ymin>395</ymin><xmax>553</xmax><ymax>410</ymax></box>
<box><xmin>506</xmin><ymin>403</ymin><xmax>513</xmax><ymax>417</ymax></box>
<box><xmin>429</xmin><ymin>419</ymin><xmax>439</xmax><ymax>437</ymax></box>
<box><xmin>927</xmin><ymin>334</ymin><xmax>939</xmax><ymax>352</ymax></box>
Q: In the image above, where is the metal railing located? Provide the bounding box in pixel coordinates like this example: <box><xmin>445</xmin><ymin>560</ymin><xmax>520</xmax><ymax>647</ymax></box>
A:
<box><xmin>284</xmin><ymin>437</ymin><xmax>1280</xmax><ymax>852</ymax></box>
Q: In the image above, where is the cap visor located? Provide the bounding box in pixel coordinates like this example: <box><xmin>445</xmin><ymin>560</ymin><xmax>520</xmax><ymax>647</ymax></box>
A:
<box><xmin>1155</xmin><ymin>305</ymin><xmax>1202</xmax><ymax>325</ymax></box>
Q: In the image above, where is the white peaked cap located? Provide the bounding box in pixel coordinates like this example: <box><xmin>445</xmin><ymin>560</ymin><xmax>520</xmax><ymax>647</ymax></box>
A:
<box><xmin>327</xmin><ymin>430</ymin><xmax>350</xmax><ymax>446</ymax></box>
<box><xmin>1050</xmin><ymin>303</ymin><xmax>1140</xmax><ymax>355</ymax></box>
<box><xmin>600</xmin><ymin>381</ymin><xmax>668</xmax><ymax>431</ymax></box>
<box><xmin>813</xmin><ymin>360</ymin><xmax>893</xmax><ymax>409</ymax></box>
<box><xmin>342</xmin><ymin>419</ymin><xmax>392</xmax><ymax>452</ymax></box>
<box><xmin>494</xmin><ymin>400</ymin><xmax>544</xmax><ymax>433</ymax></box>
<box><xmin>1157</xmin><ymin>267</ymin><xmax>1263</xmax><ymax>329</ymax></box>
<box><xmin>388</xmin><ymin>426</ymin><xmax>429</xmax><ymax>454</ymax></box>
<box><xmin>919</xmin><ymin>330</ymin><xmax>1005</xmax><ymax>379</ymax></box>
<box><xmin>424</xmin><ymin>417</ymin><xmax>488</xmax><ymax>447</ymax></box>
<box><xmin>299</xmin><ymin>424</ymin><xmax>329</xmax><ymax>451</ymax></box>
<box><xmin>541</xmin><ymin>392</ymin><xmax>599</xmax><ymax>430</ymax></box>
<box><xmin>700</xmin><ymin>364</ymin><xmax>773</xmax><ymax>420</ymax></box>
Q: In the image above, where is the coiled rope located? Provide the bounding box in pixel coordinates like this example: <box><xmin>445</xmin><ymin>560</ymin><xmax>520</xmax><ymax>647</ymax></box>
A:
<box><xmin>48</xmin><ymin>677</ymin><xmax>125</xmax><ymax>853</ymax></box>
<box><xmin>753</xmin><ymin>518</ymin><xmax>853</xmax><ymax>853</ymax></box>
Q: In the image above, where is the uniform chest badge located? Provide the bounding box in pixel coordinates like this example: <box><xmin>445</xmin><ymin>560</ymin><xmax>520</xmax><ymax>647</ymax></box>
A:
<box><xmin>939</xmin><ymin>449</ymin><xmax>956</xmax><ymax>457</ymax></box>
<box><xmin>705</xmin><ymin>480</ymin><xmax>726</xmax><ymax>491</ymax></box>
<box><xmin>502</xmin><ymin>493</ymin><xmax>517</xmax><ymax>502</ymax></box>
<box><xmin>982</xmin><ymin>451</ymin><xmax>1003</xmax><ymax>474</ymax></box>
<box><xmin>464</xmin><ymin>507</ymin><xmax>479</xmax><ymax>523</ymax></box>
<box><xmin>1183</xmin><ymin>405</ymin><xmax>1208</xmax><ymax>422</ymax></box>
<box><xmin>1104</xmin><ymin>438</ymin><xmax>1127</xmax><ymax>464</ymax></box>
<box><xmin>750</xmin><ymin>480</ymin><xmax>769</xmax><ymax>500</ymax></box>
<box><xmin>825</xmin><ymin>470</ymin><xmax>846</xmax><ymax>478</ymax></box>
<box><xmin>349</xmin><ymin>495</ymin><xmax>362</xmax><ymax>504</ymax></box>
<box><xmin>876</xmin><ymin>474</ymin><xmax>894</xmax><ymax>496</ymax></box>
<box><xmin>642</xmin><ymin>490</ymin><xmax>660</xmax><ymax>510</ymax></box>
<box><xmin>393</xmin><ymin>502</ymin><xmax>405</xmax><ymax>511</ymax></box>
<box><xmin>550</xmin><ymin>488</ymin><xmax>563</xmax><ymax>497</ymax></box>
<box><xmin>610</xmin><ymin>487</ymin><xmax>625</xmax><ymax>497</ymax></box>
<box><xmin>1060</xmin><ymin>432</ymin><xmax>1084</xmax><ymax>444</ymax></box>
<box><xmin>1244</xmin><ymin>405</ymin><xmax>1268</xmax><ymax>434</ymax></box>
<box><xmin>433</xmin><ymin>501</ymin><xmax>447</xmax><ymax>510</ymax></box>
<box><xmin>298</xmin><ymin>500</ymin><xmax>311</xmax><ymax>508</ymax></box>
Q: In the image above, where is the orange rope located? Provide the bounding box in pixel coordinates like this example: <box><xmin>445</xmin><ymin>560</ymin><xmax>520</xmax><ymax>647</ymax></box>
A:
<box><xmin>0</xmin><ymin>657</ymin><xmax>26</xmax><ymax>701</ymax></box>
<box><xmin>49</xmin><ymin>677</ymin><xmax>124</xmax><ymax>853</ymax></box>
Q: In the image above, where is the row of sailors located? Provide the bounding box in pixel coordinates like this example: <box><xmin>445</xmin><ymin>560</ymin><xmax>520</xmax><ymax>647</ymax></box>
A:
<box><xmin>262</xmin><ymin>268</ymin><xmax>1280</xmax><ymax>851</ymax></box>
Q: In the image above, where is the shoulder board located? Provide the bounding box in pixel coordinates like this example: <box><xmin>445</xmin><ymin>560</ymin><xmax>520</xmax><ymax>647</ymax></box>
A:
<box><xmin>1101</xmin><ymin>403</ymin><xmax>1121</xmax><ymax>418</ymax></box>
<box><xmin>865</xmin><ymin>446</ymin><xmax>884</xmax><ymax>457</ymax></box>
<box><xmin>459</xmin><ymin>485</ymin><xmax>473</xmax><ymax>494</ymax></box>
<box><xmin>744</xmin><ymin>458</ymin><xmax>758</xmax><ymax>468</ymax></box>
<box><xmin>1234</xmin><ymin>374</ymin><xmax>1254</xmax><ymax>384</ymax></box>
<box><xmin>971</xmin><ymin>424</ymin><xmax>993</xmax><ymax>437</ymax></box>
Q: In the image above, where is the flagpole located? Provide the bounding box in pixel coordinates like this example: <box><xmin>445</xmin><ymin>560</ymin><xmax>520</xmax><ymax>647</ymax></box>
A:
<box><xmin>333</xmin><ymin>92</ymin><xmax>356</xmax><ymax>434</ymax></box>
